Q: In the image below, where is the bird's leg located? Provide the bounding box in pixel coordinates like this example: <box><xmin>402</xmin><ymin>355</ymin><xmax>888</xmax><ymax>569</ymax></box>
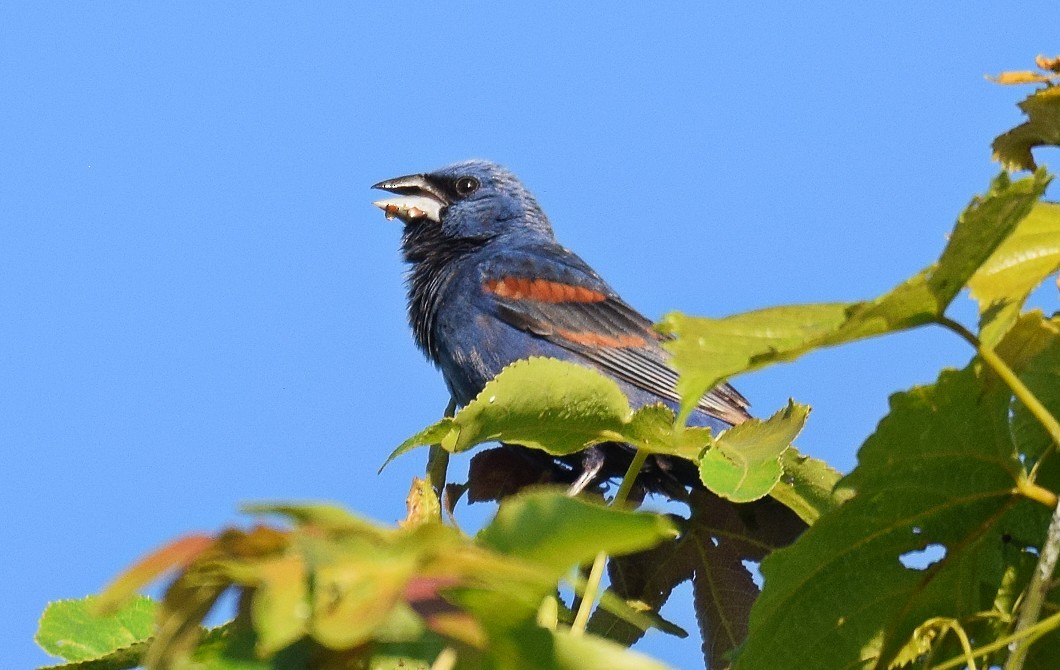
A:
<box><xmin>567</xmin><ymin>446</ymin><xmax>606</xmax><ymax>497</ymax></box>
<box><xmin>425</xmin><ymin>398</ymin><xmax>457</xmax><ymax>507</ymax></box>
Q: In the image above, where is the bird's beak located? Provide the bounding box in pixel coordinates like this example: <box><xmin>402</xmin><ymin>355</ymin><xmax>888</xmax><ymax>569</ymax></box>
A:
<box><xmin>371</xmin><ymin>173</ymin><xmax>449</xmax><ymax>224</ymax></box>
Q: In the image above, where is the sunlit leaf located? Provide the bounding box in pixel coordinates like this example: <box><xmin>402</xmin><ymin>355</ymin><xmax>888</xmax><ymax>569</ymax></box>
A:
<box><xmin>246</xmin><ymin>556</ymin><xmax>309</xmax><ymax>656</ymax></box>
<box><xmin>700</xmin><ymin>400</ymin><xmax>809</xmax><ymax>502</ymax></box>
<box><xmin>968</xmin><ymin>202</ymin><xmax>1060</xmax><ymax>345</ymax></box>
<box><xmin>386</xmin><ymin>358</ymin><xmax>632</xmax><ymax>464</ymax></box>
<box><xmin>662</xmin><ymin>171</ymin><xmax>1049</xmax><ymax>419</ymax></box>
<box><xmin>480</xmin><ymin>617</ymin><xmax>673</xmax><ymax>670</ymax></box>
<box><xmin>389</xmin><ymin>358</ymin><xmax>723</xmax><ymax>467</ymax></box>
<box><xmin>550</xmin><ymin>628</ymin><xmax>672</xmax><ymax>670</ymax></box>
<box><xmin>310</xmin><ymin>555</ymin><xmax>418</xmax><ymax>649</ymax></box>
<box><xmin>477</xmin><ymin>490</ymin><xmax>677</xmax><ymax>577</ymax></box>
<box><xmin>36</xmin><ymin>596</ymin><xmax>155</xmax><ymax>664</ymax></box>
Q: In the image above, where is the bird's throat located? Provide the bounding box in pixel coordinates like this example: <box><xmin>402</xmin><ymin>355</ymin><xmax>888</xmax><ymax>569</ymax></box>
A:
<box><xmin>402</xmin><ymin>223</ymin><xmax>484</xmax><ymax>360</ymax></box>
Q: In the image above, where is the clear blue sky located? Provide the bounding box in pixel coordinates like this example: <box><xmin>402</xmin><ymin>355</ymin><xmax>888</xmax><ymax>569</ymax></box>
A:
<box><xmin>3</xmin><ymin>3</ymin><xmax>1057</xmax><ymax>667</ymax></box>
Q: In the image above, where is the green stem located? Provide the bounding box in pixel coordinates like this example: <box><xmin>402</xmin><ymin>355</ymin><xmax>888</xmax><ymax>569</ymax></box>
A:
<box><xmin>939</xmin><ymin>317</ymin><xmax>1060</xmax><ymax>481</ymax></box>
<box><xmin>571</xmin><ymin>551</ymin><xmax>607</xmax><ymax>635</ymax></box>
<box><xmin>570</xmin><ymin>448</ymin><xmax>650</xmax><ymax>635</ymax></box>
<box><xmin>613</xmin><ymin>449</ymin><xmax>650</xmax><ymax>509</ymax></box>
<box><xmin>425</xmin><ymin>398</ymin><xmax>458</xmax><ymax>513</ymax></box>
<box><xmin>938</xmin><ymin>317</ymin><xmax>1060</xmax><ymax>669</ymax></box>
<box><xmin>1005</xmin><ymin>502</ymin><xmax>1060</xmax><ymax>670</ymax></box>
<box><xmin>928</xmin><ymin>610</ymin><xmax>1060</xmax><ymax>670</ymax></box>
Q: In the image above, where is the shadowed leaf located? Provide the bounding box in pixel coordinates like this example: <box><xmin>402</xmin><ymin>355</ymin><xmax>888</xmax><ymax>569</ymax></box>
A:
<box><xmin>466</xmin><ymin>447</ymin><xmax>555</xmax><ymax>503</ymax></box>
<box><xmin>735</xmin><ymin>362</ymin><xmax>1052</xmax><ymax>670</ymax></box>
<box><xmin>590</xmin><ymin>491</ymin><xmax>804</xmax><ymax>666</ymax></box>
<box><xmin>769</xmin><ymin>448</ymin><xmax>848</xmax><ymax>525</ymax></box>
<box><xmin>993</xmin><ymin>86</ymin><xmax>1060</xmax><ymax>171</ymax></box>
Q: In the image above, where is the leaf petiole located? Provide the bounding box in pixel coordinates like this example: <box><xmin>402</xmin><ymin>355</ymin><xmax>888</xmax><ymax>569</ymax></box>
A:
<box><xmin>571</xmin><ymin>447</ymin><xmax>651</xmax><ymax>634</ymax></box>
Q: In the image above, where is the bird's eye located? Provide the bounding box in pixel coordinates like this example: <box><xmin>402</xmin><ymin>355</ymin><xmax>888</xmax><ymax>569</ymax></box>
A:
<box><xmin>454</xmin><ymin>176</ymin><xmax>480</xmax><ymax>197</ymax></box>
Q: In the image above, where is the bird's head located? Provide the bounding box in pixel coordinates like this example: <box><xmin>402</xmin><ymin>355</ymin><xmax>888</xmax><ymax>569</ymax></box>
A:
<box><xmin>372</xmin><ymin>160</ymin><xmax>553</xmax><ymax>242</ymax></box>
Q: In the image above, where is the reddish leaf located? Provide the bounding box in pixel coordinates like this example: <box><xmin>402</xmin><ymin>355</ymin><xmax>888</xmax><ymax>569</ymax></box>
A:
<box><xmin>94</xmin><ymin>534</ymin><xmax>214</xmax><ymax>615</ymax></box>
<box><xmin>466</xmin><ymin>446</ymin><xmax>555</xmax><ymax>503</ymax></box>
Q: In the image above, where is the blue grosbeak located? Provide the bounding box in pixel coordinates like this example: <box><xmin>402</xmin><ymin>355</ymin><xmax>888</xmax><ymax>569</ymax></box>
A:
<box><xmin>373</xmin><ymin>160</ymin><xmax>749</xmax><ymax>494</ymax></box>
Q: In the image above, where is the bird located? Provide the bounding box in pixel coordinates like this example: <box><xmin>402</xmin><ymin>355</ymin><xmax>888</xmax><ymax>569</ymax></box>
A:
<box><xmin>372</xmin><ymin>160</ymin><xmax>750</xmax><ymax>496</ymax></box>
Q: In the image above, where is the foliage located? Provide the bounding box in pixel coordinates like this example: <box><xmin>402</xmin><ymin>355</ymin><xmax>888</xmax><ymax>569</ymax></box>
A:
<box><xmin>36</xmin><ymin>58</ymin><xmax>1060</xmax><ymax>669</ymax></box>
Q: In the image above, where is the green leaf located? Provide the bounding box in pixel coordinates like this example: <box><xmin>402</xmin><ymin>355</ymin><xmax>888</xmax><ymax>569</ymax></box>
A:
<box><xmin>190</xmin><ymin>624</ymin><xmax>307</xmax><ymax>669</ymax></box>
<box><xmin>625</xmin><ymin>403</ymin><xmax>716</xmax><ymax>460</ymax></box>
<box><xmin>477</xmin><ymin>490</ymin><xmax>677</xmax><ymax>578</ymax></box>
<box><xmin>993</xmin><ymin>85</ymin><xmax>1060</xmax><ymax>171</ymax></box>
<box><xmin>661</xmin><ymin>170</ymin><xmax>1050</xmax><ymax>418</ymax></box>
<box><xmin>769</xmin><ymin>447</ymin><xmax>849</xmax><ymax>525</ymax></box>
<box><xmin>550</xmin><ymin>628</ymin><xmax>672</xmax><ymax>670</ymax></box>
<box><xmin>440</xmin><ymin>357</ymin><xmax>632</xmax><ymax>454</ymax></box>
<box><xmin>383</xmin><ymin>421</ymin><xmax>453</xmax><ymax>472</ymax></box>
<box><xmin>242</xmin><ymin>502</ymin><xmax>390</xmax><ymax>536</ymax></box>
<box><xmin>969</xmin><ymin>201</ymin><xmax>1060</xmax><ymax>345</ymax></box>
<box><xmin>390</xmin><ymin>358</ymin><xmax>720</xmax><ymax>464</ymax></box>
<box><xmin>36</xmin><ymin>596</ymin><xmax>155</xmax><ymax>665</ymax></box>
<box><xmin>591</xmin><ymin>588</ymin><xmax>688</xmax><ymax>638</ymax></box>
<box><xmin>245</xmin><ymin>556</ymin><xmax>309</xmax><ymax>656</ymax></box>
<box><xmin>481</xmin><ymin>618</ymin><xmax>673</xmax><ymax>670</ymax></box>
<box><xmin>735</xmin><ymin>363</ymin><xmax>1047</xmax><ymax>670</ymax></box>
<box><xmin>308</xmin><ymin>554</ymin><xmax>418</xmax><ymax>649</ymax></box>
<box><xmin>1006</xmin><ymin>313</ymin><xmax>1060</xmax><ymax>465</ymax></box>
<box><xmin>389</xmin><ymin>357</ymin><xmax>633</xmax><ymax>462</ymax></box>
<box><xmin>660</xmin><ymin>303</ymin><xmax>852</xmax><ymax>420</ymax></box>
<box><xmin>700</xmin><ymin>400</ymin><xmax>809</xmax><ymax>502</ymax></box>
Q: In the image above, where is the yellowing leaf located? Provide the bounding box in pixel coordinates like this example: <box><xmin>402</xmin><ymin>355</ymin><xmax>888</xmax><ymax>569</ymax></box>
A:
<box><xmin>310</xmin><ymin>556</ymin><xmax>417</xmax><ymax>649</ymax></box>
<box><xmin>988</xmin><ymin>70</ymin><xmax>1058</xmax><ymax>85</ymax></box>
<box><xmin>968</xmin><ymin>202</ymin><xmax>1060</xmax><ymax>345</ymax></box>
<box><xmin>249</xmin><ymin>556</ymin><xmax>309</xmax><ymax>656</ymax></box>
<box><xmin>993</xmin><ymin>86</ymin><xmax>1060</xmax><ymax>171</ymax></box>
<box><xmin>400</xmin><ymin>477</ymin><xmax>442</xmax><ymax>528</ymax></box>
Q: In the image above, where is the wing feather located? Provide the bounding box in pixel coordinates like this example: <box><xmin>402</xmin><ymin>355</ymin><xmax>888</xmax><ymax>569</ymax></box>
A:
<box><xmin>482</xmin><ymin>250</ymin><xmax>750</xmax><ymax>425</ymax></box>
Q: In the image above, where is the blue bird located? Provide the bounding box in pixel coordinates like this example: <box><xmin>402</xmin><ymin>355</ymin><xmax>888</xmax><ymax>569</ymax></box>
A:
<box><xmin>373</xmin><ymin>160</ymin><xmax>749</xmax><ymax>494</ymax></box>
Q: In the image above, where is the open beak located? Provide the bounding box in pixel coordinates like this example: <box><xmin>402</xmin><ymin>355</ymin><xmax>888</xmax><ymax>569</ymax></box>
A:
<box><xmin>371</xmin><ymin>173</ymin><xmax>449</xmax><ymax>224</ymax></box>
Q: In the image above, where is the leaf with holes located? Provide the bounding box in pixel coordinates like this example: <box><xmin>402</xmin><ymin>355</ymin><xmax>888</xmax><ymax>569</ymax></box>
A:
<box><xmin>735</xmin><ymin>362</ymin><xmax>1053</xmax><ymax>670</ymax></box>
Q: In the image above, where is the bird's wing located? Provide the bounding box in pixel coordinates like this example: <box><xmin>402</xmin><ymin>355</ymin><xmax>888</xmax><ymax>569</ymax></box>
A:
<box><xmin>479</xmin><ymin>248</ymin><xmax>750</xmax><ymax>426</ymax></box>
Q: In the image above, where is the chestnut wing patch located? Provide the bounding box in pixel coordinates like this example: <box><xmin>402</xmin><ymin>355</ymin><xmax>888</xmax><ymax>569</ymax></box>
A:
<box><xmin>483</xmin><ymin>273</ymin><xmax>751</xmax><ymax>425</ymax></box>
<box><xmin>484</xmin><ymin>277</ymin><xmax>606</xmax><ymax>304</ymax></box>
